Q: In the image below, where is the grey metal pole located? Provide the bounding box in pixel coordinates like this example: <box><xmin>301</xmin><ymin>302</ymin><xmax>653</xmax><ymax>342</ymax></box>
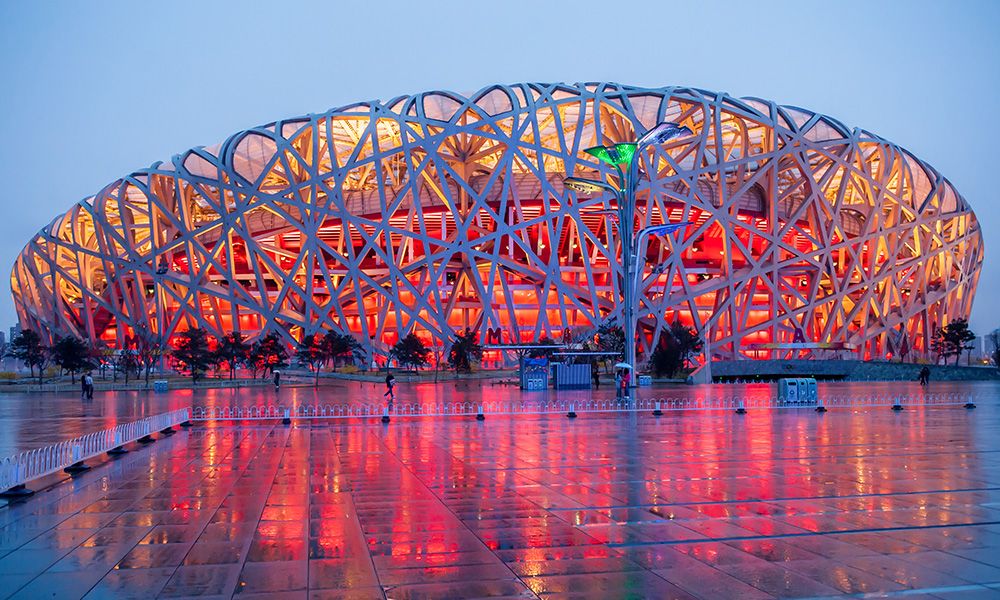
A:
<box><xmin>623</xmin><ymin>161</ymin><xmax>637</xmax><ymax>386</ymax></box>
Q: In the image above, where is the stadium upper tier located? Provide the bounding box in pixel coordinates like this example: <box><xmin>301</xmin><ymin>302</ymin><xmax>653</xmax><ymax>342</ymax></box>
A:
<box><xmin>11</xmin><ymin>82</ymin><xmax>983</xmax><ymax>363</ymax></box>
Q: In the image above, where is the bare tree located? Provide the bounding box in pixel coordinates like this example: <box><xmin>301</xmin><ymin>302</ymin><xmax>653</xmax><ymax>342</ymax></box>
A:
<box><xmin>133</xmin><ymin>325</ymin><xmax>165</xmax><ymax>386</ymax></box>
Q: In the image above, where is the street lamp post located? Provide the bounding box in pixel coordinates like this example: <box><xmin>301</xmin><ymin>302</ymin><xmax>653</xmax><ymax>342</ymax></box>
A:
<box><xmin>564</xmin><ymin>123</ymin><xmax>693</xmax><ymax>384</ymax></box>
<box><xmin>155</xmin><ymin>259</ymin><xmax>169</xmax><ymax>373</ymax></box>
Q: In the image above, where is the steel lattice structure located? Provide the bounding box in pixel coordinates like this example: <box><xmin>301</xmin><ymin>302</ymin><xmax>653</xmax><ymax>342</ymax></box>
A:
<box><xmin>10</xmin><ymin>82</ymin><xmax>983</xmax><ymax>364</ymax></box>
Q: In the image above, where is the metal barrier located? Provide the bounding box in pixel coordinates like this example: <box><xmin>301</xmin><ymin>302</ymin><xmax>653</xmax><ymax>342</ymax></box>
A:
<box><xmin>0</xmin><ymin>408</ymin><xmax>190</xmax><ymax>499</ymax></box>
<box><xmin>190</xmin><ymin>393</ymin><xmax>977</xmax><ymax>423</ymax></box>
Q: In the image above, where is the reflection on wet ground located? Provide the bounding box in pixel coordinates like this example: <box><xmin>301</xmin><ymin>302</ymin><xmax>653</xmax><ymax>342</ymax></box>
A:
<box><xmin>0</xmin><ymin>378</ymin><xmax>993</xmax><ymax>454</ymax></box>
<box><xmin>0</xmin><ymin>381</ymin><xmax>999</xmax><ymax>598</ymax></box>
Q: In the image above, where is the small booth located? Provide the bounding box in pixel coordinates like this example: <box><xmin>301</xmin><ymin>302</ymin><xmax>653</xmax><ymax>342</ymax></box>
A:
<box><xmin>779</xmin><ymin>378</ymin><xmax>818</xmax><ymax>403</ymax></box>
<box><xmin>553</xmin><ymin>363</ymin><xmax>591</xmax><ymax>389</ymax></box>
<box><xmin>520</xmin><ymin>357</ymin><xmax>548</xmax><ymax>390</ymax></box>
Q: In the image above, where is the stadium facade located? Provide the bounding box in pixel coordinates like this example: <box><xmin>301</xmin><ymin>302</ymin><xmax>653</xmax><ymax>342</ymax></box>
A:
<box><xmin>10</xmin><ymin>82</ymin><xmax>983</xmax><ymax>365</ymax></box>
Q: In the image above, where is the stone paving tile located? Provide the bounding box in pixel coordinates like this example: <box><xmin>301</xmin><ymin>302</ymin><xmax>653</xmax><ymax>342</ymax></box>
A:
<box><xmin>780</xmin><ymin>557</ymin><xmax>908</xmax><ymax>594</ymax></box>
<box><xmin>522</xmin><ymin>570</ymin><xmax>697</xmax><ymax>599</ymax></box>
<box><xmin>2</xmin><ymin>381</ymin><xmax>1000</xmax><ymax>598</ymax></box>
<box><xmin>81</xmin><ymin>567</ymin><xmax>175</xmax><ymax>599</ymax></box>
<box><xmin>652</xmin><ymin>562</ymin><xmax>776</xmax><ymax>600</ymax></box>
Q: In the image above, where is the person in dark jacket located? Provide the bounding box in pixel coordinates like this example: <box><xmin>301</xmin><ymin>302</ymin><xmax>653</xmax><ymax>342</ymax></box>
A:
<box><xmin>273</xmin><ymin>369</ymin><xmax>281</xmax><ymax>389</ymax></box>
<box><xmin>384</xmin><ymin>374</ymin><xmax>396</xmax><ymax>402</ymax></box>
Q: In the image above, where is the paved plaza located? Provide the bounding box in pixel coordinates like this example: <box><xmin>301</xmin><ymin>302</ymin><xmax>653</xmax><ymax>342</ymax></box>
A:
<box><xmin>1</xmin><ymin>381</ymin><xmax>1000</xmax><ymax>599</ymax></box>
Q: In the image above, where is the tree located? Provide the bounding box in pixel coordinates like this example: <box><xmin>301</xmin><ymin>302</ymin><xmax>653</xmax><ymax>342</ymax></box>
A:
<box><xmin>649</xmin><ymin>322</ymin><xmax>703</xmax><ymax>377</ymax></box>
<box><xmin>253</xmin><ymin>332</ymin><xmax>289</xmax><ymax>377</ymax></box>
<box><xmin>930</xmin><ymin>331</ymin><xmax>949</xmax><ymax>365</ymax></box>
<box><xmin>595</xmin><ymin>324</ymin><xmax>626</xmax><ymax>360</ymax></box>
<box><xmin>321</xmin><ymin>330</ymin><xmax>363</xmax><ymax>369</ymax></box>
<box><xmin>113</xmin><ymin>347</ymin><xmax>140</xmax><ymax>384</ymax></box>
<box><xmin>133</xmin><ymin>325</ymin><xmax>165</xmax><ymax>386</ymax></box>
<box><xmin>215</xmin><ymin>332</ymin><xmax>250</xmax><ymax>380</ymax></box>
<box><xmin>171</xmin><ymin>328</ymin><xmax>215</xmax><ymax>381</ymax></box>
<box><xmin>933</xmin><ymin>319</ymin><xmax>976</xmax><ymax>365</ymax></box>
<box><xmin>447</xmin><ymin>328</ymin><xmax>482</xmax><ymax>373</ymax></box>
<box><xmin>95</xmin><ymin>344</ymin><xmax>114</xmax><ymax>380</ymax></box>
<box><xmin>527</xmin><ymin>336</ymin><xmax>558</xmax><ymax>360</ymax></box>
<box><xmin>391</xmin><ymin>333</ymin><xmax>431</xmax><ymax>371</ymax></box>
<box><xmin>6</xmin><ymin>329</ymin><xmax>49</xmax><ymax>384</ymax></box>
<box><xmin>296</xmin><ymin>333</ymin><xmax>328</xmax><ymax>386</ymax></box>
<box><xmin>51</xmin><ymin>335</ymin><xmax>94</xmax><ymax>379</ymax></box>
<box><xmin>245</xmin><ymin>338</ymin><xmax>271</xmax><ymax>379</ymax></box>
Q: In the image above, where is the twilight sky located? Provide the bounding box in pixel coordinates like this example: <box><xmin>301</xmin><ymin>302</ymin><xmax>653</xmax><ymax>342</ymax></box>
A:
<box><xmin>0</xmin><ymin>0</ymin><xmax>998</xmax><ymax>334</ymax></box>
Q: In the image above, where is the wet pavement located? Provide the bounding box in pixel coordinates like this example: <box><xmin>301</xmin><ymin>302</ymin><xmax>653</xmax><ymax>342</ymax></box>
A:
<box><xmin>0</xmin><ymin>381</ymin><xmax>999</xmax><ymax>598</ymax></box>
<box><xmin>0</xmin><ymin>377</ymin><xmax>992</xmax><ymax>454</ymax></box>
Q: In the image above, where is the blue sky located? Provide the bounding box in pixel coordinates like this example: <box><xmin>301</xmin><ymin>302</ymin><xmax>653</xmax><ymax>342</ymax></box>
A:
<box><xmin>1</xmin><ymin>0</ymin><xmax>998</xmax><ymax>334</ymax></box>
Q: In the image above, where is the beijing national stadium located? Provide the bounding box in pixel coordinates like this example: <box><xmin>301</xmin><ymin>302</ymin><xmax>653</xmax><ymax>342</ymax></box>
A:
<box><xmin>9</xmin><ymin>82</ymin><xmax>983</xmax><ymax>366</ymax></box>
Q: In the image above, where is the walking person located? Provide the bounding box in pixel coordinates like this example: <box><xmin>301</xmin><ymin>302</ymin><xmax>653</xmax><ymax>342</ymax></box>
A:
<box><xmin>919</xmin><ymin>366</ymin><xmax>930</xmax><ymax>386</ymax></box>
<box><xmin>84</xmin><ymin>372</ymin><xmax>94</xmax><ymax>400</ymax></box>
<box><xmin>80</xmin><ymin>373</ymin><xmax>88</xmax><ymax>399</ymax></box>
<box><xmin>622</xmin><ymin>368</ymin><xmax>631</xmax><ymax>400</ymax></box>
<box><xmin>591</xmin><ymin>361</ymin><xmax>600</xmax><ymax>389</ymax></box>
<box><xmin>384</xmin><ymin>373</ymin><xmax>396</xmax><ymax>404</ymax></box>
<box><xmin>273</xmin><ymin>369</ymin><xmax>281</xmax><ymax>389</ymax></box>
<box><xmin>614</xmin><ymin>369</ymin><xmax>623</xmax><ymax>399</ymax></box>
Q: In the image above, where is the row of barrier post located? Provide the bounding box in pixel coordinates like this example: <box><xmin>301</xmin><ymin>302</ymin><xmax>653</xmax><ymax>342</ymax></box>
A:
<box><xmin>190</xmin><ymin>393</ymin><xmax>979</xmax><ymax>424</ymax></box>
<box><xmin>0</xmin><ymin>408</ymin><xmax>191</xmax><ymax>500</ymax></box>
<box><xmin>720</xmin><ymin>376</ymin><xmax>938</xmax><ymax>384</ymax></box>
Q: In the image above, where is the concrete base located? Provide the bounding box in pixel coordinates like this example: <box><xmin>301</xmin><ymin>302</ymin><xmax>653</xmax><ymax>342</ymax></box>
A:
<box><xmin>64</xmin><ymin>461</ymin><xmax>91</xmax><ymax>475</ymax></box>
<box><xmin>0</xmin><ymin>485</ymin><xmax>34</xmax><ymax>500</ymax></box>
<box><xmin>686</xmin><ymin>363</ymin><xmax>712</xmax><ymax>385</ymax></box>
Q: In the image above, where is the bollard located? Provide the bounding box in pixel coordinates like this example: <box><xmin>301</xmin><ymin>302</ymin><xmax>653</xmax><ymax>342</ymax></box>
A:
<box><xmin>653</xmin><ymin>401</ymin><xmax>663</xmax><ymax>417</ymax></box>
<box><xmin>476</xmin><ymin>405</ymin><xmax>485</xmax><ymax>421</ymax></box>
<box><xmin>64</xmin><ymin>445</ymin><xmax>91</xmax><ymax>474</ymax></box>
<box><xmin>282</xmin><ymin>408</ymin><xmax>291</xmax><ymax>425</ymax></box>
<box><xmin>567</xmin><ymin>403</ymin><xmax>577</xmax><ymax>419</ymax></box>
<box><xmin>815</xmin><ymin>398</ymin><xmax>827</xmax><ymax>413</ymax></box>
<box><xmin>735</xmin><ymin>399</ymin><xmax>746</xmax><ymax>414</ymax></box>
<box><xmin>381</xmin><ymin>407</ymin><xmax>390</xmax><ymax>424</ymax></box>
<box><xmin>891</xmin><ymin>397</ymin><xmax>904</xmax><ymax>411</ymax></box>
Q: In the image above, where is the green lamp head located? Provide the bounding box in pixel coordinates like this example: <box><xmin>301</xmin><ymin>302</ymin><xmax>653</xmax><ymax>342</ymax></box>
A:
<box><xmin>584</xmin><ymin>142</ymin><xmax>638</xmax><ymax>167</ymax></box>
